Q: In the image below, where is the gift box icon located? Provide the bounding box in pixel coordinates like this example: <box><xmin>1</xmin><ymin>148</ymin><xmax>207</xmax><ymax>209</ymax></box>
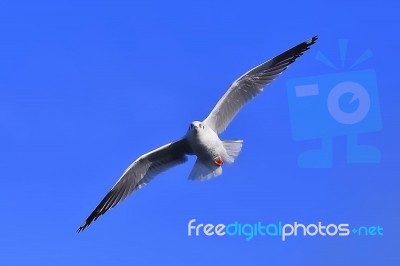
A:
<box><xmin>286</xmin><ymin>39</ymin><xmax>382</xmax><ymax>168</ymax></box>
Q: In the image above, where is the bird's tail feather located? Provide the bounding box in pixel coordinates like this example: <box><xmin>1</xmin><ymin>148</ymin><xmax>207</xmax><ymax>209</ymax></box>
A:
<box><xmin>188</xmin><ymin>159</ymin><xmax>222</xmax><ymax>181</ymax></box>
<box><xmin>222</xmin><ymin>140</ymin><xmax>243</xmax><ymax>164</ymax></box>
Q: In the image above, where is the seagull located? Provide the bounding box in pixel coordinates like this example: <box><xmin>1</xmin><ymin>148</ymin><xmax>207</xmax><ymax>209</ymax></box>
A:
<box><xmin>77</xmin><ymin>36</ymin><xmax>318</xmax><ymax>232</ymax></box>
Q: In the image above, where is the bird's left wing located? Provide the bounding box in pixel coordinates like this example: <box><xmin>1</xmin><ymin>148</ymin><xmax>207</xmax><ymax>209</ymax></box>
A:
<box><xmin>77</xmin><ymin>138</ymin><xmax>191</xmax><ymax>232</ymax></box>
<box><xmin>204</xmin><ymin>36</ymin><xmax>318</xmax><ymax>134</ymax></box>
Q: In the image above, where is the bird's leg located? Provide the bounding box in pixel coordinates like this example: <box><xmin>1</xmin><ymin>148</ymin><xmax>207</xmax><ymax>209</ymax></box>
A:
<box><xmin>214</xmin><ymin>156</ymin><xmax>224</xmax><ymax>166</ymax></box>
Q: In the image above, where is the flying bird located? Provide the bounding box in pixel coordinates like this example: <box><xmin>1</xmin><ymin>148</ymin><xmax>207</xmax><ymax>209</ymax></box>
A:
<box><xmin>78</xmin><ymin>36</ymin><xmax>318</xmax><ymax>232</ymax></box>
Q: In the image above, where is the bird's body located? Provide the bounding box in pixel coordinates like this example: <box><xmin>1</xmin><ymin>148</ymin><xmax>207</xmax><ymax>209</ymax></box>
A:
<box><xmin>186</xmin><ymin>121</ymin><xmax>222</xmax><ymax>162</ymax></box>
<box><xmin>185</xmin><ymin>120</ymin><xmax>242</xmax><ymax>180</ymax></box>
<box><xmin>78</xmin><ymin>36</ymin><xmax>318</xmax><ymax>232</ymax></box>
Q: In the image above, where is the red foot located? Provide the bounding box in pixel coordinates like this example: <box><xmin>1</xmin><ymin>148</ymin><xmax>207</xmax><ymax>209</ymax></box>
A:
<box><xmin>214</xmin><ymin>156</ymin><xmax>224</xmax><ymax>166</ymax></box>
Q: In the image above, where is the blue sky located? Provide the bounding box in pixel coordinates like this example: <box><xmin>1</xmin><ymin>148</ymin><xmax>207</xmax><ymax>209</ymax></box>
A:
<box><xmin>1</xmin><ymin>0</ymin><xmax>399</xmax><ymax>265</ymax></box>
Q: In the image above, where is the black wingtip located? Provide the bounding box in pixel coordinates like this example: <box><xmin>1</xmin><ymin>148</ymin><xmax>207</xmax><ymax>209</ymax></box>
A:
<box><xmin>286</xmin><ymin>35</ymin><xmax>319</xmax><ymax>62</ymax></box>
<box><xmin>271</xmin><ymin>35</ymin><xmax>318</xmax><ymax>66</ymax></box>
<box><xmin>77</xmin><ymin>224</ymin><xmax>87</xmax><ymax>233</ymax></box>
<box><xmin>307</xmin><ymin>35</ymin><xmax>318</xmax><ymax>45</ymax></box>
<box><xmin>296</xmin><ymin>35</ymin><xmax>318</xmax><ymax>54</ymax></box>
<box><xmin>77</xmin><ymin>219</ymin><xmax>93</xmax><ymax>233</ymax></box>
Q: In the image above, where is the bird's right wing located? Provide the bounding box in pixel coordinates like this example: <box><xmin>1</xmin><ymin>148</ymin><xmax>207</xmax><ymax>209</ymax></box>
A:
<box><xmin>77</xmin><ymin>138</ymin><xmax>191</xmax><ymax>232</ymax></box>
<box><xmin>204</xmin><ymin>36</ymin><xmax>318</xmax><ymax>134</ymax></box>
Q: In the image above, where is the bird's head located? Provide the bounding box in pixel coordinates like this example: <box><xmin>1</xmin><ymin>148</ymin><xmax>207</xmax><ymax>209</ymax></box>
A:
<box><xmin>187</xmin><ymin>121</ymin><xmax>205</xmax><ymax>134</ymax></box>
